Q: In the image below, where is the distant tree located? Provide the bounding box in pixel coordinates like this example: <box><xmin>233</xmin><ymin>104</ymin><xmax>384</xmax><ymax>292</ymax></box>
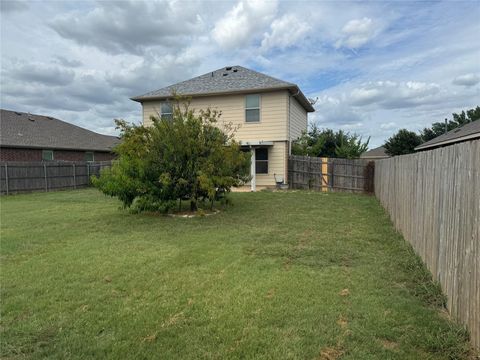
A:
<box><xmin>93</xmin><ymin>100</ymin><xmax>250</xmax><ymax>213</ymax></box>
<box><xmin>335</xmin><ymin>134</ymin><xmax>369</xmax><ymax>159</ymax></box>
<box><xmin>420</xmin><ymin>106</ymin><xmax>480</xmax><ymax>142</ymax></box>
<box><xmin>384</xmin><ymin>129</ymin><xmax>423</xmax><ymax>156</ymax></box>
<box><xmin>292</xmin><ymin>125</ymin><xmax>369</xmax><ymax>158</ymax></box>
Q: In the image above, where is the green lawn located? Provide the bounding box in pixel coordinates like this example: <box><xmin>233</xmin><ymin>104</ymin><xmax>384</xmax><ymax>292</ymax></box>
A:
<box><xmin>0</xmin><ymin>189</ymin><xmax>472</xmax><ymax>359</ymax></box>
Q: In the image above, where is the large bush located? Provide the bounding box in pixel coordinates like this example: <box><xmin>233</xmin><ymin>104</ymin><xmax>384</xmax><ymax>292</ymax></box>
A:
<box><xmin>292</xmin><ymin>125</ymin><xmax>369</xmax><ymax>159</ymax></box>
<box><xmin>93</xmin><ymin>101</ymin><xmax>250</xmax><ymax>212</ymax></box>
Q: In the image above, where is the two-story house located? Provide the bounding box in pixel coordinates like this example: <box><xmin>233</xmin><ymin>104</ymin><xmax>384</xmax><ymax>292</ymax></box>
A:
<box><xmin>131</xmin><ymin>66</ymin><xmax>314</xmax><ymax>191</ymax></box>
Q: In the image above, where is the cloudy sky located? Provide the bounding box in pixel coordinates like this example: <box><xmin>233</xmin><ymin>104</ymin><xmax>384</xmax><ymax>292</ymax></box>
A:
<box><xmin>1</xmin><ymin>0</ymin><xmax>479</xmax><ymax>147</ymax></box>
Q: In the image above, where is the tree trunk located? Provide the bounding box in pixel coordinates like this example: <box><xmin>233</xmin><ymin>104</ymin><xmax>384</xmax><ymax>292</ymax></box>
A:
<box><xmin>190</xmin><ymin>199</ymin><xmax>197</xmax><ymax>212</ymax></box>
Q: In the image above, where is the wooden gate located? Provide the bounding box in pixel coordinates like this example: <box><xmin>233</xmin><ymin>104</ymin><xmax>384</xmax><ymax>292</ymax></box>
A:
<box><xmin>288</xmin><ymin>156</ymin><xmax>374</xmax><ymax>193</ymax></box>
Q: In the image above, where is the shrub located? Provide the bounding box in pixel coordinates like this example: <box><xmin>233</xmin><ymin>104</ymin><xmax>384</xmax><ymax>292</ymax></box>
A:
<box><xmin>93</xmin><ymin>99</ymin><xmax>250</xmax><ymax>212</ymax></box>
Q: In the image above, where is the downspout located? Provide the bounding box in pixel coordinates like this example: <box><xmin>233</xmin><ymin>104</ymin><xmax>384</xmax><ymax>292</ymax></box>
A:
<box><xmin>289</xmin><ymin>88</ymin><xmax>301</xmax><ymax>154</ymax></box>
<box><xmin>287</xmin><ymin>93</ymin><xmax>291</xmax><ymax>185</ymax></box>
<box><xmin>288</xmin><ymin>89</ymin><xmax>302</xmax><ymax>186</ymax></box>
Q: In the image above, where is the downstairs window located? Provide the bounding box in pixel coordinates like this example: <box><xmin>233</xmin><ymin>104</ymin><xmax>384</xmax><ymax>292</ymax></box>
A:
<box><xmin>255</xmin><ymin>148</ymin><xmax>268</xmax><ymax>174</ymax></box>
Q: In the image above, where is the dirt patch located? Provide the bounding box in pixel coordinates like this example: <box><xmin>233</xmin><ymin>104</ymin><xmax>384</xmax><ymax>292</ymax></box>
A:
<box><xmin>337</xmin><ymin>315</ymin><xmax>348</xmax><ymax>329</ymax></box>
<box><xmin>318</xmin><ymin>346</ymin><xmax>344</xmax><ymax>360</ymax></box>
<box><xmin>266</xmin><ymin>288</ymin><xmax>276</xmax><ymax>299</ymax></box>
<box><xmin>380</xmin><ymin>339</ymin><xmax>399</xmax><ymax>350</ymax></box>
<box><xmin>168</xmin><ymin>209</ymin><xmax>220</xmax><ymax>218</ymax></box>
<box><xmin>142</xmin><ymin>334</ymin><xmax>157</xmax><ymax>342</ymax></box>
<box><xmin>339</xmin><ymin>288</ymin><xmax>350</xmax><ymax>297</ymax></box>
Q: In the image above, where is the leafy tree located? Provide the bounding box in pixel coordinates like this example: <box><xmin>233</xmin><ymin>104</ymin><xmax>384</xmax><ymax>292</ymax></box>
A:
<box><xmin>335</xmin><ymin>134</ymin><xmax>369</xmax><ymax>159</ymax></box>
<box><xmin>292</xmin><ymin>125</ymin><xmax>369</xmax><ymax>159</ymax></box>
<box><xmin>420</xmin><ymin>106</ymin><xmax>480</xmax><ymax>142</ymax></box>
<box><xmin>93</xmin><ymin>101</ymin><xmax>250</xmax><ymax>213</ymax></box>
<box><xmin>384</xmin><ymin>129</ymin><xmax>422</xmax><ymax>156</ymax></box>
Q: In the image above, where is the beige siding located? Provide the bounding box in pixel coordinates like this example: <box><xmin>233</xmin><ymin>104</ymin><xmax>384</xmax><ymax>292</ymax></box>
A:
<box><xmin>289</xmin><ymin>95</ymin><xmax>308</xmax><ymax>141</ymax></box>
<box><xmin>142</xmin><ymin>91</ymin><xmax>289</xmax><ymax>142</ymax></box>
<box><xmin>255</xmin><ymin>141</ymin><xmax>287</xmax><ymax>186</ymax></box>
<box><xmin>140</xmin><ymin>91</ymin><xmax>301</xmax><ymax>187</ymax></box>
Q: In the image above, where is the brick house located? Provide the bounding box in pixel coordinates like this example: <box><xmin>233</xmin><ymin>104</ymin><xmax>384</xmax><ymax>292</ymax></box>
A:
<box><xmin>0</xmin><ymin>109</ymin><xmax>119</xmax><ymax>162</ymax></box>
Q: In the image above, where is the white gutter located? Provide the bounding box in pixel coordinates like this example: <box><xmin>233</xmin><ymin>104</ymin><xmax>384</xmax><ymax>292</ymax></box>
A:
<box><xmin>240</xmin><ymin>141</ymin><xmax>274</xmax><ymax>146</ymax></box>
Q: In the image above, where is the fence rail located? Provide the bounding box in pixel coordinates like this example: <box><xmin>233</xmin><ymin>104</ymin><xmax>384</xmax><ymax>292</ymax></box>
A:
<box><xmin>288</xmin><ymin>156</ymin><xmax>374</xmax><ymax>193</ymax></box>
<box><xmin>0</xmin><ymin>161</ymin><xmax>112</xmax><ymax>195</ymax></box>
<box><xmin>375</xmin><ymin>140</ymin><xmax>480</xmax><ymax>349</ymax></box>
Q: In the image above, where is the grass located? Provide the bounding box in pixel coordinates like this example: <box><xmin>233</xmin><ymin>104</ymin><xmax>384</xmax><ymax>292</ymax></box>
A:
<box><xmin>0</xmin><ymin>189</ymin><xmax>473</xmax><ymax>359</ymax></box>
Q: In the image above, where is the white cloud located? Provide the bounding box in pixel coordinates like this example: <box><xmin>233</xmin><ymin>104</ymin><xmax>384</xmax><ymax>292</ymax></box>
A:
<box><xmin>452</xmin><ymin>73</ymin><xmax>480</xmax><ymax>87</ymax></box>
<box><xmin>212</xmin><ymin>0</ymin><xmax>278</xmax><ymax>49</ymax></box>
<box><xmin>380</xmin><ymin>122</ymin><xmax>397</xmax><ymax>130</ymax></box>
<box><xmin>335</xmin><ymin>17</ymin><xmax>376</xmax><ymax>49</ymax></box>
<box><xmin>348</xmin><ymin>81</ymin><xmax>441</xmax><ymax>108</ymax></box>
<box><xmin>50</xmin><ymin>1</ymin><xmax>204</xmax><ymax>55</ymax></box>
<box><xmin>261</xmin><ymin>14</ymin><xmax>310</xmax><ymax>51</ymax></box>
<box><xmin>311</xmin><ymin>95</ymin><xmax>365</xmax><ymax>127</ymax></box>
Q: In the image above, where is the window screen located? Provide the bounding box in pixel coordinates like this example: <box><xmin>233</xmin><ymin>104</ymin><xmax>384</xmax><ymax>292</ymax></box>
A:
<box><xmin>161</xmin><ymin>102</ymin><xmax>173</xmax><ymax>120</ymax></box>
<box><xmin>245</xmin><ymin>95</ymin><xmax>260</xmax><ymax>122</ymax></box>
<box><xmin>255</xmin><ymin>148</ymin><xmax>268</xmax><ymax>174</ymax></box>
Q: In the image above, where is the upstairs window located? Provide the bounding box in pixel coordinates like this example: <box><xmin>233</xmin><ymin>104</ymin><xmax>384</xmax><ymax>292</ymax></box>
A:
<box><xmin>255</xmin><ymin>148</ymin><xmax>268</xmax><ymax>174</ymax></box>
<box><xmin>245</xmin><ymin>94</ymin><xmax>260</xmax><ymax>122</ymax></box>
<box><xmin>85</xmin><ymin>152</ymin><xmax>94</xmax><ymax>162</ymax></box>
<box><xmin>42</xmin><ymin>150</ymin><xmax>54</xmax><ymax>161</ymax></box>
<box><xmin>161</xmin><ymin>102</ymin><xmax>173</xmax><ymax>120</ymax></box>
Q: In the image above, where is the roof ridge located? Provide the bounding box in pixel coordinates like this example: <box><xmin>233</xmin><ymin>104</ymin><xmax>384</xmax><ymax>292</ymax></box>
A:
<box><xmin>132</xmin><ymin>65</ymin><xmax>296</xmax><ymax>99</ymax></box>
<box><xmin>233</xmin><ymin>65</ymin><xmax>296</xmax><ymax>86</ymax></box>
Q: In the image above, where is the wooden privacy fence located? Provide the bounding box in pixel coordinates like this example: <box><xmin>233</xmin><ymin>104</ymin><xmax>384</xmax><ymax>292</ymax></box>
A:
<box><xmin>0</xmin><ymin>161</ymin><xmax>112</xmax><ymax>195</ymax></box>
<box><xmin>375</xmin><ymin>140</ymin><xmax>480</xmax><ymax>349</ymax></box>
<box><xmin>288</xmin><ymin>155</ymin><xmax>375</xmax><ymax>193</ymax></box>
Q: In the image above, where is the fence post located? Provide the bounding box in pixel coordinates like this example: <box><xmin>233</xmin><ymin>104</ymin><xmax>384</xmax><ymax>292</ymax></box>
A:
<box><xmin>87</xmin><ymin>163</ymin><xmax>90</xmax><ymax>185</ymax></box>
<box><xmin>5</xmin><ymin>163</ymin><xmax>9</xmax><ymax>195</ymax></box>
<box><xmin>73</xmin><ymin>164</ymin><xmax>76</xmax><ymax>189</ymax></box>
<box><xmin>321</xmin><ymin>157</ymin><xmax>328</xmax><ymax>192</ymax></box>
<box><xmin>44</xmin><ymin>163</ymin><xmax>48</xmax><ymax>192</ymax></box>
<box><xmin>365</xmin><ymin>161</ymin><xmax>375</xmax><ymax>193</ymax></box>
<box><xmin>330</xmin><ymin>160</ymin><xmax>335</xmax><ymax>191</ymax></box>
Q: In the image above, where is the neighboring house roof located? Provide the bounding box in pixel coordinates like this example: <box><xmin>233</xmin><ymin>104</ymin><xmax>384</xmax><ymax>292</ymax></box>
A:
<box><xmin>415</xmin><ymin>120</ymin><xmax>480</xmax><ymax>151</ymax></box>
<box><xmin>0</xmin><ymin>109</ymin><xmax>120</xmax><ymax>152</ymax></box>
<box><xmin>360</xmin><ymin>146</ymin><xmax>389</xmax><ymax>159</ymax></box>
<box><xmin>131</xmin><ymin>65</ymin><xmax>315</xmax><ymax>112</ymax></box>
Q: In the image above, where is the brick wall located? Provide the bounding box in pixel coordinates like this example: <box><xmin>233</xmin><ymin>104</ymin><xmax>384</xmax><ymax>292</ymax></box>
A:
<box><xmin>0</xmin><ymin>147</ymin><xmax>115</xmax><ymax>162</ymax></box>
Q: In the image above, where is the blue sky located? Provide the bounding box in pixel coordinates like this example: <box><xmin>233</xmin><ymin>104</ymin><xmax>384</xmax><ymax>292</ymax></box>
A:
<box><xmin>1</xmin><ymin>0</ymin><xmax>479</xmax><ymax>147</ymax></box>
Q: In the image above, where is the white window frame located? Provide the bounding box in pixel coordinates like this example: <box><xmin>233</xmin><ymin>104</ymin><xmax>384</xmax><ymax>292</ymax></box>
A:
<box><xmin>42</xmin><ymin>149</ymin><xmax>54</xmax><ymax>161</ymax></box>
<box><xmin>245</xmin><ymin>94</ymin><xmax>261</xmax><ymax>123</ymax></box>
<box><xmin>161</xmin><ymin>102</ymin><xmax>173</xmax><ymax>120</ymax></box>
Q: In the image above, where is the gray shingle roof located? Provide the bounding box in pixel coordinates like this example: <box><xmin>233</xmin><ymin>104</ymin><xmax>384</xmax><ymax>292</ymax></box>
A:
<box><xmin>360</xmin><ymin>146</ymin><xmax>389</xmax><ymax>159</ymax></box>
<box><xmin>415</xmin><ymin>120</ymin><xmax>480</xmax><ymax>151</ymax></box>
<box><xmin>0</xmin><ymin>109</ymin><xmax>120</xmax><ymax>152</ymax></box>
<box><xmin>131</xmin><ymin>65</ymin><xmax>315</xmax><ymax>112</ymax></box>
